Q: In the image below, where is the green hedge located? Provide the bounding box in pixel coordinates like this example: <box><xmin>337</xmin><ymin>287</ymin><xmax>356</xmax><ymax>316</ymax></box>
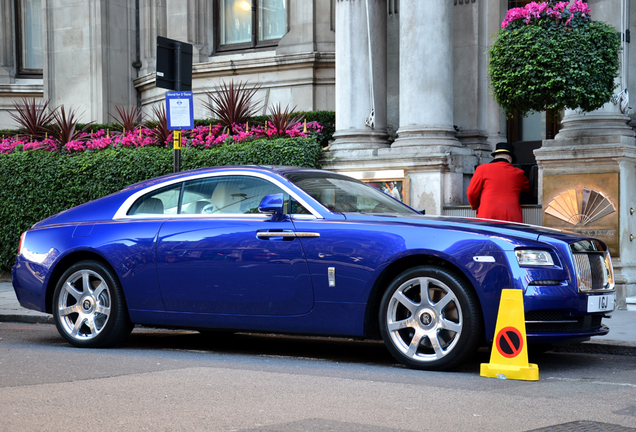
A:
<box><xmin>0</xmin><ymin>137</ymin><xmax>322</xmax><ymax>271</ymax></box>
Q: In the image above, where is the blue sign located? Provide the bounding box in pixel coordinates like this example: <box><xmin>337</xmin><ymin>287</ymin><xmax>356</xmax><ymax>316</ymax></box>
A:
<box><xmin>165</xmin><ymin>91</ymin><xmax>194</xmax><ymax>130</ymax></box>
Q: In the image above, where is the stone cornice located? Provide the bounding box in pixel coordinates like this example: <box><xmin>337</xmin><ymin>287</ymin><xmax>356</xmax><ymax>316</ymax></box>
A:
<box><xmin>535</xmin><ymin>140</ymin><xmax>636</xmax><ymax>162</ymax></box>
<box><xmin>195</xmin><ymin>52</ymin><xmax>335</xmax><ymax>77</ymax></box>
<box><xmin>133</xmin><ymin>52</ymin><xmax>335</xmax><ymax>90</ymax></box>
<box><xmin>322</xmin><ymin>146</ymin><xmax>472</xmax><ymax>173</ymax></box>
<box><xmin>0</xmin><ymin>84</ymin><xmax>44</xmax><ymax>97</ymax></box>
<box><xmin>132</xmin><ymin>73</ymin><xmax>155</xmax><ymax>90</ymax></box>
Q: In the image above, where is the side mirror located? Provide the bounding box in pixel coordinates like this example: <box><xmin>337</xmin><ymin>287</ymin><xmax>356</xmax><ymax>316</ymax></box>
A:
<box><xmin>258</xmin><ymin>193</ymin><xmax>285</xmax><ymax>220</ymax></box>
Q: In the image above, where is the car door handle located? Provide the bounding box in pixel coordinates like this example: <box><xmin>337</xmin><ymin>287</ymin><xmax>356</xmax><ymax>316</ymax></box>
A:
<box><xmin>256</xmin><ymin>231</ymin><xmax>320</xmax><ymax>239</ymax></box>
<box><xmin>295</xmin><ymin>232</ymin><xmax>320</xmax><ymax>238</ymax></box>
<box><xmin>257</xmin><ymin>231</ymin><xmax>296</xmax><ymax>238</ymax></box>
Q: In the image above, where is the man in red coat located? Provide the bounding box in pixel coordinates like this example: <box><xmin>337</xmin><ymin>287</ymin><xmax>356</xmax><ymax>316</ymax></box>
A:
<box><xmin>467</xmin><ymin>142</ymin><xmax>530</xmax><ymax>223</ymax></box>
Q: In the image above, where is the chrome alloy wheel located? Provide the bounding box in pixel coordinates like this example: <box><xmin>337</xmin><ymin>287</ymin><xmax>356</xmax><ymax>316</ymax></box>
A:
<box><xmin>56</xmin><ymin>269</ymin><xmax>112</xmax><ymax>341</ymax></box>
<box><xmin>385</xmin><ymin>276</ymin><xmax>462</xmax><ymax>363</ymax></box>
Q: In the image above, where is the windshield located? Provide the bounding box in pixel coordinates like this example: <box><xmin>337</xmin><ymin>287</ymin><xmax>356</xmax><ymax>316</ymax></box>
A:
<box><xmin>286</xmin><ymin>172</ymin><xmax>417</xmax><ymax>214</ymax></box>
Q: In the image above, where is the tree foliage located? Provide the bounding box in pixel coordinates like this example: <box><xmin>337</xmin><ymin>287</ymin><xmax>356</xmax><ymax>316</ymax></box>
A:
<box><xmin>488</xmin><ymin>2</ymin><xmax>621</xmax><ymax>116</ymax></box>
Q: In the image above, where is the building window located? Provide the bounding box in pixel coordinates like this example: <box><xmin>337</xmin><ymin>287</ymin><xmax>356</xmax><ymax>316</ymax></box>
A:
<box><xmin>15</xmin><ymin>0</ymin><xmax>43</xmax><ymax>76</ymax></box>
<box><xmin>216</xmin><ymin>0</ymin><xmax>287</xmax><ymax>52</ymax></box>
<box><xmin>507</xmin><ymin>0</ymin><xmax>531</xmax><ymax>7</ymax></box>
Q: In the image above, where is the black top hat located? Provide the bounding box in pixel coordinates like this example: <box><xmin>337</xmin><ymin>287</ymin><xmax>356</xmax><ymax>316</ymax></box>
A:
<box><xmin>491</xmin><ymin>142</ymin><xmax>516</xmax><ymax>164</ymax></box>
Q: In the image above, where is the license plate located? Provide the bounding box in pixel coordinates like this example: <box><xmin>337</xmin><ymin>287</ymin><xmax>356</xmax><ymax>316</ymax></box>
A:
<box><xmin>587</xmin><ymin>292</ymin><xmax>616</xmax><ymax>312</ymax></box>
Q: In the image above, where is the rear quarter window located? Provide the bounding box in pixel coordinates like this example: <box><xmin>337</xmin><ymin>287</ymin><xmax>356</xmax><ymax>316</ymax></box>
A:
<box><xmin>127</xmin><ymin>184</ymin><xmax>182</xmax><ymax>215</ymax></box>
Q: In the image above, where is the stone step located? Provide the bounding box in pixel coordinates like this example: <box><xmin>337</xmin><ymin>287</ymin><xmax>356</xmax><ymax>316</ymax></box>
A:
<box><xmin>627</xmin><ymin>296</ymin><xmax>636</xmax><ymax>312</ymax></box>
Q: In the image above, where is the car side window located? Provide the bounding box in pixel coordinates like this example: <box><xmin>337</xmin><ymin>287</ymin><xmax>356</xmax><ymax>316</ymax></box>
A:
<box><xmin>181</xmin><ymin>175</ymin><xmax>295</xmax><ymax>215</ymax></box>
<box><xmin>127</xmin><ymin>183</ymin><xmax>182</xmax><ymax>215</ymax></box>
<box><xmin>180</xmin><ymin>178</ymin><xmax>217</xmax><ymax>214</ymax></box>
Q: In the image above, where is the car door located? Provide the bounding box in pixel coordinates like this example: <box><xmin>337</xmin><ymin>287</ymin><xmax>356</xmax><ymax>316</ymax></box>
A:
<box><xmin>156</xmin><ymin>174</ymin><xmax>314</xmax><ymax>316</ymax></box>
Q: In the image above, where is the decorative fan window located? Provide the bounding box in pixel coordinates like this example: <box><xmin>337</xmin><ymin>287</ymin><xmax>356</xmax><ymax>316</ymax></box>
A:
<box><xmin>545</xmin><ymin>188</ymin><xmax>616</xmax><ymax>227</ymax></box>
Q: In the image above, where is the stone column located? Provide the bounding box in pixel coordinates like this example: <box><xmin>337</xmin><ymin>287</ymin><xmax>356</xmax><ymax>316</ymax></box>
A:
<box><xmin>139</xmin><ymin>0</ymin><xmax>167</xmax><ymax>78</ymax></box>
<box><xmin>42</xmin><ymin>0</ymin><xmax>136</xmax><ymax>124</ymax></box>
<box><xmin>331</xmin><ymin>0</ymin><xmax>389</xmax><ymax>150</ymax></box>
<box><xmin>186</xmin><ymin>0</ymin><xmax>213</xmax><ymax>62</ymax></box>
<box><xmin>393</xmin><ymin>0</ymin><xmax>460</xmax><ymax>149</ymax></box>
<box><xmin>277</xmin><ymin>0</ymin><xmax>335</xmax><ymax>54</ymax></box>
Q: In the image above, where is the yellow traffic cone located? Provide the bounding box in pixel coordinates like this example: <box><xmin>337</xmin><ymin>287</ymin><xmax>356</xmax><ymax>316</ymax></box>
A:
<box><xmin>480</xmin><ymin>289</ymin><xmax>539</xmax><ymax>381</ymax></box>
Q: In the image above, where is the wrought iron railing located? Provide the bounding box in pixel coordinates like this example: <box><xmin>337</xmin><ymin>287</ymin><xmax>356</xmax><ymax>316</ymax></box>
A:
<box><xmin>441</xmin><ymin>205</ymin><xmax>543</xmax><ymax>226</ymax></box>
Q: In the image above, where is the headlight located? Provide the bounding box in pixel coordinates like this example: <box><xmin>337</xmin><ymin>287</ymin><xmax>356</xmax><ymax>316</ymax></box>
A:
<box><xmin>515</xmin><ymin>249</ymin><xmax>554</xmax><ymax>266</ymax></box>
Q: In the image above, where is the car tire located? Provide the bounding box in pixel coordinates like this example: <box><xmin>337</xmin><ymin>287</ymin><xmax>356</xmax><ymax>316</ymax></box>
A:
<box><xmin>379</xmin><ymin>266</ymin><xmax>482</xmax><ymax>371</ymax></box>
<box><xmin>53</xmin><ymin>261</ymin><xmax>133</xmax><ymax>348</ymax></box>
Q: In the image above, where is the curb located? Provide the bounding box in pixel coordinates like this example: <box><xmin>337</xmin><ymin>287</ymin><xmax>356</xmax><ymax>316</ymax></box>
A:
<box><xmin>554</xmin><ymin>341</ymin><xmax>636</xmax><ymax>357</ymax></box>
<box><xmin>0</xmin><ymin>312</ymin><xmax>634</xmax><ymax>357</ymax></box>
<box><xmin>0</xmin><ymin>314</ymin><xmax>54</xmax><ymax>324</ymax></box>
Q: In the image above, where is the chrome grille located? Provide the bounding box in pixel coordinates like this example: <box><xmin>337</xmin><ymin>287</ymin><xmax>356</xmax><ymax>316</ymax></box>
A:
<box><xmin>525</xmin><ymin>314</ymin><xmax>603</xmax><ymax>333</ymax></box>
<box><xmin>573</xmin><ymin>252</ymin><xmax>614</xmax><ymax>292</ymax></box>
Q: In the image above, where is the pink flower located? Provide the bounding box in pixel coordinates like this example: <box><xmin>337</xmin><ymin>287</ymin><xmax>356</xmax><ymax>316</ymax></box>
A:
<box><xmin>0</xmin><ymin>119</ymin><xmax>325</xmax><ymax>155</ymax></box>
<box><xmin>502</xmin><ymin>7</ymin><xmax>525</xmax><ymax>27</ymax></box>
<box><xmin>501</xmin><ymin>0</ymin><xmax>593</xmax><ymax>28</ymax></box>
<box><xmin>64</xmin><ymin>140</ymin><xmax>87</xmax><ymax>153</ymax></box>
<box><xmin>569</xmin><ymin>0</ymin><xmax>591</xmax><ymax>15</ymax></box>
<box><xmin>212</xmin><ymin>134</ymin><xmax>229</xmax><ymax>145</ymax></box>
<box><xmin>546</xmin><ymin>2</ymin><xmax>568</xmax><ymax>19</ymax></box>
<box><xmin>88</xmin><ymin>135</ymin><xmax>113</xmax><ymax>151</ymax></box>
<box><xmin>0</xmin><ymin>136</ymin><xmax>26</xmax><ymax>154</ymax></box>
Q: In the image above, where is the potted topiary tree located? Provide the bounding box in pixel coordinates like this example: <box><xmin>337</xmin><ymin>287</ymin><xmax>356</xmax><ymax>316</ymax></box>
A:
<box><xmin>488</xmin><ymin>0</ymin><xmax>622</xmax><ymax>117</ymax></box>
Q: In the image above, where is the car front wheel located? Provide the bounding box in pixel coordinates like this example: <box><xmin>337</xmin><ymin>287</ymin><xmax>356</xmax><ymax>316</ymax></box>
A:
<box><xmin>379</xmin><ymin>266</ymin><xmax>482</xmax><ymax>370</ymax></box>
<box><xmin>53</xmin><ymin>261</ymin><xmax>133</xmax><ymax>348</ymax></box>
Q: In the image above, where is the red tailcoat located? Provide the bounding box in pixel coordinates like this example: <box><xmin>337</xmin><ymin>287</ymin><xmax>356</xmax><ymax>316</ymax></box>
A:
<box><xmin>466</xmin><ymin>160</ymin><xmax>530</xmax><ymax>223</ymax></box>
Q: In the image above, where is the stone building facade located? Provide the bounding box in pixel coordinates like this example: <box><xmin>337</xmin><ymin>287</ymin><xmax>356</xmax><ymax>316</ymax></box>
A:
<box><xmin>0</xmin><ymin>0</ymin><xmax>335</xmax><ymax>128</ymax></box>
<box><xmin>1</xmin><ymin>0</ymin><xmax>635</xmax><ymax>307</ymax></box>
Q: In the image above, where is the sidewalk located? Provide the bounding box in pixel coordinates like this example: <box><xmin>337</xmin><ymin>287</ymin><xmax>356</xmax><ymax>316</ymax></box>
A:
<box><xmin>1</xmin><ymin>279</ymin><xmax>634</xmax><ymax>355</ymax></box>
<box><xmin>0</xmin><ymin>280</ymin><xmax>53</xmax><ymax>324</ymax></box>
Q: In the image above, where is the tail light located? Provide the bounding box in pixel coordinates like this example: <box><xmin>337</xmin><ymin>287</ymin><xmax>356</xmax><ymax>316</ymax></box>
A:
<box><xmin>18</xmin><ymin>232</ymin><xmax>26</xmax><ymax>256</ymax></box>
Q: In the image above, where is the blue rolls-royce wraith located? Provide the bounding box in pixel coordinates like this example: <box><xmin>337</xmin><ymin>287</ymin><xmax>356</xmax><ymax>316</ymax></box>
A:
<box><xmin>12</xmin><ymin>166</ymin><xmax>616</xmax><ymax>370</ymax></box>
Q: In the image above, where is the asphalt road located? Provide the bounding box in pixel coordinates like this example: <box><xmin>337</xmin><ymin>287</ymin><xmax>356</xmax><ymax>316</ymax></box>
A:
<box><xmin>1</xmin><ymin>323</ymin><xmax>636</xmax><ymax>432</ymax></box>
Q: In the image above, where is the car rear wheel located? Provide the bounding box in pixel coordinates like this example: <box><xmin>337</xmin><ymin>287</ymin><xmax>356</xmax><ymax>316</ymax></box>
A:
<box><xmin>53</xmin><ymin>261</ymin><xmax>133</xmax><ymax>348</ymax></box>
<box><xmin>379</xmin><ymin>266</ymin><xmax>482</xmax><ymax>370</ymax></box>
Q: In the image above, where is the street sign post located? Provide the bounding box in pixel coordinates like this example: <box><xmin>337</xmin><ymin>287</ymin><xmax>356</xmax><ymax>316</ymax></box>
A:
<box><xmin>156</xmin><ymin>36</ymin><xmax>193</xmax><ymax>172</ymax></box>
<box><xmin>156</xmin><ymin>36</ymin><xmax>192</xmax><ymax>92</ymax></box>
<box><xmin>166</xmin><ymin>91</ymin><xmax>194</xmax><ymax>130</ymax></box>
<box><xmin>165</xmin><ymin>91</ymin><xmax>194</xmax><ymax>173</ymax></box>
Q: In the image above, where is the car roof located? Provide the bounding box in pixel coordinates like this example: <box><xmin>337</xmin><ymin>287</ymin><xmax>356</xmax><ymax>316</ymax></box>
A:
<box><xmin>122</xmin><ymin>165</ymin><xmax>326</xmax><ymax>192</ymax></box>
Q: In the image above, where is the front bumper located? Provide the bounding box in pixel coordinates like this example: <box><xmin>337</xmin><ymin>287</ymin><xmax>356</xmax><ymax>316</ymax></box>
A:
<box><xmin>523</xmin><ymin>284</ymin><xmax>613</xmax><ymax>343</ymax></box>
